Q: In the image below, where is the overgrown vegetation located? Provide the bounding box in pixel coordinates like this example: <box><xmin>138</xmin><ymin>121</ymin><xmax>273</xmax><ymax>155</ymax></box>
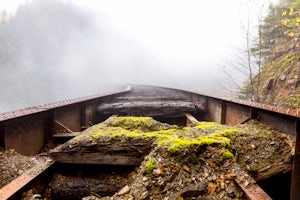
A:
<box><xmin>77</xmin><ymin>117</ymin><xmax>293</xmax><ymax>199</ymax></box>
<box><xmin>232</xmin><ymin>0</ymin><xmax>300</xmax><ymax>108</ymax></box>
<box><xmin>223</xmin><ymin>0</ymin><xmax>300</xmax><ymax>109</ymax></box>
<box><xmin>75</xmin><ymin>116</ymin><xmax>244</xmax><ymax>154</ymax></box>
<box><xmin>144</xmin><ymin>156</ymin><xmax>156</xmax><ymax>174</ymax></box>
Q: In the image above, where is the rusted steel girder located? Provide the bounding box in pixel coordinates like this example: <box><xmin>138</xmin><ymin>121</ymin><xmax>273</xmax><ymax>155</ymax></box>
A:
<box><xmin>52</xmin><ymin>115</ymin><xmax>118</xmax><ymax>139</ymax></box>
<box><xmin>235</xmin><ymin>178</ymin><xmax>272</xmax><ymax>200</ymax></box>
<box><xmin>0</xmin><ymin>86</ymin><xmax>131</xmax><ymax>122</ymax></box>
<box><xmin>0</xmin><ymin>157</ymin><xmax>54</xmax><ymax>200</ymax></box>
<box><xmin>291</xmin><ymin>119</ymin><xmax>300</xmax><ymax>200</ymax></box>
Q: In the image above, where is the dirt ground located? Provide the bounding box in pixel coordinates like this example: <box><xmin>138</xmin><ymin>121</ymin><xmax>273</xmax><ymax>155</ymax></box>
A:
<box><xmin>0</xmin><ymin>148</ymin><xmax>43</xmax><ymax>188</ymax></box>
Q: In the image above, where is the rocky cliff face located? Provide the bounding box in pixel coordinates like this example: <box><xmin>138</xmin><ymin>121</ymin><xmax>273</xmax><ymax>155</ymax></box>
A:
<box><xmin>257</xmin><ymin>30</ymin><xmax>300</xmax><ymax>108</ymax></box>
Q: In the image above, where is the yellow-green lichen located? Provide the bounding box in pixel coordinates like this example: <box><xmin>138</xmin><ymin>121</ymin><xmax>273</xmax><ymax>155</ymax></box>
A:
<box><xmin>211</xmin><ymin>129</ymin><xmax>244</xmax><ymax>139</ymax></box>
<box><xmin>219</xmin><ymin>149</ymin><xmax>234</xmax><ymax>162</ymax></box>
<box><xmin>88</xmin><ymin>126</ymin><xmax>136</xmax><ymax>140</ymax></box>
<box><xmin>75</xmin><ymin>116</ymin><xmax>239</xmax><ymax>154</ymax></box>
<box><xmin>265</xmin><ymin>130</ymin><xmax>272</xmax><ymax>135</ymax></box>
<box><xmin>160</xmin><ymin>135</ymin><xmax>231</xmax><ymax>154</ymax></box>
<box><xmin>194</xmin><ymin>122</ymin><xmax>223</xmax><ymax>130</ymax></box>
<box><xmin>106</xmin><ymin>116</ymin><xmax>176</xmax><ymax>132</ymax></box>
<box><xmin>145</xmin><ymin>156</ymin><xmax>156</xmax><ymax>174</ymax></box>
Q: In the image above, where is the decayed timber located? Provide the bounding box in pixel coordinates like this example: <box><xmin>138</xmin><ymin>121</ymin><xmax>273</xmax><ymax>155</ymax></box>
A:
<box><xmin>0</xmin><ymin>157</ymin><xmax>54</xmax><ymax>200</ymax></box>
<box><xmin>185</xmin><ymin>113</ymin><xmax>199</xmax><ymax>126</ymax></box>
<box><xmin>96</xmin><ymin>85</ymin><xmax>204</xmax><ymax>117</ymax></box>
<box><xmin>50</xmin><ymin>174</ymin><xmax>122</xmax><ymax>199</ymax></box>
<box><xmin>52</xmin><ymin>132</ymin><xmax>82</xmax><ymax>138</ymax></box>
<box><xmin>255</xmin><ymin>160</ymin><xmax>292</xmax><ymax>181</ymax></box>
<box><xmin>97</xmin><ymin>100</ymin><xmax>197</xmax><ymax>117</ymax></box>
<box><xmin>49</xmin><ymin>138</ymin><xmax>153</xmax><ymax>165</ymax></box>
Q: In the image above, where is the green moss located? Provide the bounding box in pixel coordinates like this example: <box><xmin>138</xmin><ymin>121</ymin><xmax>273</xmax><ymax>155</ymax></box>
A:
<box><xmin>162</xmin><ymin>136</ymin><xmax>231</xmax><ymax>154</ymax></box>
<box><xmin>270</xmin><ymin>151</ymin><xmax>280</xmax><ymax>159</ymax></box>
<box><xmin>219</xmin><ymin>149</ymin><xmax>234</xmax><ymax>162</ymax></box>
<box><xmin>76</xmin><ymin>117</ymin><xmax>240</xmax><ymax>154</ymax></box>
<box><xmin>144</xmin><ymin>156</ymin><xmax>156</xmax><ymax>174</ymax></box>
<box><xmin>106</xmin><ymin>116</ymin><xmax>175</xmax><ymax>132</ymax></box>
<box><xmin>274</xmin><ymin>96</ymin><xmax>300</xmax><ymax>109</ymax></box>
<box><xmin>194</xmin><ymin>122</ymin><xmax>223</xmax><ymax>130</ymax></box>
<box><xmin>88</xmin><ymin>126</ymin><xmax>136</xmax><ymax>140</ymax></box>
<box><xmin>265</xmin><ymin>131</ymin><xmax>272</xmax><ymax>135</ymax></box>
<box><xmin>211</xmin><ymin>129</ymin><xmax>243</xmax><ymax>139</ymax></box>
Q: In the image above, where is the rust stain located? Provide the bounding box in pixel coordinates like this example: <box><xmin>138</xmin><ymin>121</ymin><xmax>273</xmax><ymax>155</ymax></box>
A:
<box><xmin>208</xmin><ymin>95</ymin><xmax>300</xmax><ymax>119</ymax></box>
<box><xmin>0</xmin><ymin>158</ymin><xmax>54</xmax><ymax>200</ymax></box>
<box><xmin>235</xmin><ymin>178</ymin><xmax>272</xmax><ymax>200</ymax></box>
<box><xmin>0</xmin><ymin>86</ymin><xmax>131</xmax><ymax>122</ymax></box>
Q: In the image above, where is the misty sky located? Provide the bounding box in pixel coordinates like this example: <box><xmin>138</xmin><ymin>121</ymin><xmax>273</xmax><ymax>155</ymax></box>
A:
<box><xmin>0</xmin><ymin>0</ymin><xmax>277</xmax><ymax>112</ymax></box>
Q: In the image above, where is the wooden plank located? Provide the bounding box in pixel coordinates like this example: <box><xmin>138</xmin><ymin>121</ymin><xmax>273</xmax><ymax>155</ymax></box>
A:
<box><xmin>52</xmin><ymin>132</ymin><xmax>82</xmax><ymax>138</ymax></box>
<box><xmin>0</xmin><ymin>157</ymin><xmax>54</xmax><ymax>200</ymax></box>
<box><xmin>185</xmin><ymin>113</ymin><xmax>199</xmax><ymax>126</ymax></box>
<box><xmin>50</xmin><ymin>174</ymin><xmax>121</xmax><ymax>199</ymax></box>
<box><xmin>97</xmin><ymin>100</ymin><xmax>197</xmax><ymax>117</ymax></box>
<box><xmin>49</xmin><ymin>139</ymin><xmax>153</xmax><ymax>165</ymax></box>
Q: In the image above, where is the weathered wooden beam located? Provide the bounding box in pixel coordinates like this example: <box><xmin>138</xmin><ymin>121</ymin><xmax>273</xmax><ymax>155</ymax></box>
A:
<box><xmin>50</xmin><ymin>174</ymin><xmax>122</xmax><ymax>199</ymax></box>
<box><xmin>52</xmin><ymin>132</ymin><xmax>82</xmax><ymax>138</ymax></box>
<box><xmin>49</xmin><ymin>139</ymin><xmax>153</xmax><ymax>165</ymax></box>
<box><xmin>97</xmin><ymin>100</ymin><xmax>197</xmax><ymax>117</ymax></box>
<box><xmin>185</xmin><ymin>113</ymin><xmax>199</xmax><ymax>126</ymax></box>
<box><xmin>0</xmin><ymin>157</ymin><xmax>54</xmax><ymax>200</ymax></box>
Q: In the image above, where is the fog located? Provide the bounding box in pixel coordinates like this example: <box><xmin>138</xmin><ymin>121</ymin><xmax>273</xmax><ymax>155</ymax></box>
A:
<box><xmin>0</xmin><ymin>0</ymin><xmax>275</xmax><ymax>112</ymax></box>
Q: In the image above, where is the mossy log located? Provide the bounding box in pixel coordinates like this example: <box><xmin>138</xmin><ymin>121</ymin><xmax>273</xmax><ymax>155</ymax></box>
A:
<box><xmin>49</xmin><ymin>138</ymin><xmax>153</xmax><ymax>165</ymax></box>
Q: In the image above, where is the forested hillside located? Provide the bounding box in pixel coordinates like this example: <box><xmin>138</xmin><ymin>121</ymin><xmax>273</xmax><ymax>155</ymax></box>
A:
<box><xmin>240</xmin><ymin>0</ymin><xmax>300</xmax><ymax>108</ymax></box>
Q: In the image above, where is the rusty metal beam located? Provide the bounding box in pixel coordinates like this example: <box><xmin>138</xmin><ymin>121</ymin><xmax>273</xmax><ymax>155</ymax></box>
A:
<box><xmin>291</xmin><ymin>119</ymin><xmax>300</xmax><ymax>200</ymax></box>
<box><xmin>0</xmin><ymin>86</ymin><xmax>131</xmax><ymax>122</ymax></box>
<box><xmin>250</xmin><ymin>107</ymin><xmax>257</xmax><ymax>120</ymax></box>
<box><xmin>239</xmin><ymin>118</ymin><xmax>251</xmax><ymax>125</ymax></box>
<box><xmin>54</xmin><ymin>120</ymin><xmax>73</xmax><ymax>133</ymax></box>
<box><xmin>169</xmin><ymin>86</ymin><xmax>300</xmax><ymax>118</ymax></box>
<box><xmin>221</xmin><ymin>101</ymin><xmax>227</xmax><ymax>124</ymax></box>
<box><xmin>235</xmin><ymin>178</ymin><xmax>272</xmax><ymax>200</ymax></box>
<box><xmin>0</xmin><ymin>122</ymin><xmax>4</xmax><ymax>148</ymax></box>
<box><xmin>52</xmin><ymin>115</ymin><xmax>118</xmax><ymax>140</ymax></box>
<box><xmin>0</xmin><ymin>157</ymin><xmax>54</xmax><ymax>200</ymax></box>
